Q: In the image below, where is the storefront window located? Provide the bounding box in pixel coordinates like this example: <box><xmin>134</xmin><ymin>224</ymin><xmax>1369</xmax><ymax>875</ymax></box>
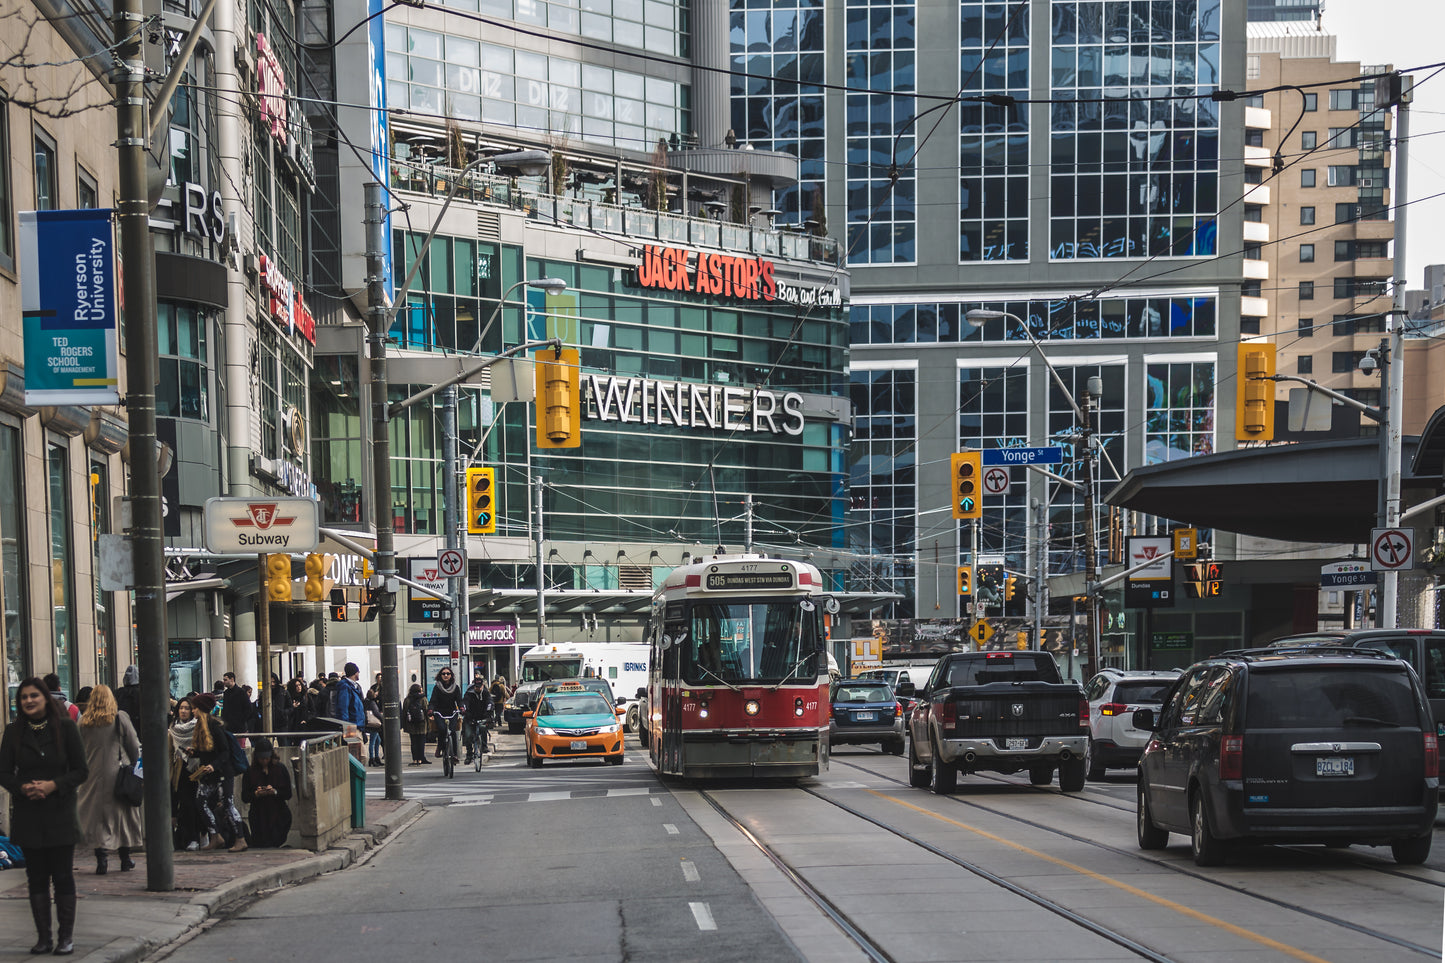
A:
<box><xmin>1</xmin><ymin>425</ymin><xmax>27</xmax><ymax>718</ymax></box>
<box><xmin>49</xmin><ymin>443</ymin><xmax>76</xmax><ymax>698</ymax></box>
<box><xmin>89</xmin><ymin>461</ymin><xmax>115</xmax><ymax>686</ymax></box>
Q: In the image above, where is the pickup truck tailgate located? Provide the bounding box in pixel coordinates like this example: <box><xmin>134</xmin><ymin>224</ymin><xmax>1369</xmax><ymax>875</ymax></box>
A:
<box><xmin>950</xmin><ymin>685</ymin><xmax>1082</xmax><ymax>739</ymax></box>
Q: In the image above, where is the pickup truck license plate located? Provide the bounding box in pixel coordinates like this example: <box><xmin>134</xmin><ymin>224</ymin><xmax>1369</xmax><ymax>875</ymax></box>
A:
<box><xmin>570</xmin><ymin>740</ymin><xmax>589</xmax><ymax>750</ymax></box>
<box><xmin>1316</xmin><ymin>756</ymin><xmax>1354</xmax><ymax>777</ymax></box>
<box><xmin>855</xmin><ymin>711</ymin><xmax>876</xmax><ymax>721</ymax></box>
<box><xmin>1006</xmin><ymin>737</ymin><xmax>1026</xmax><ymax>750</ymax></box>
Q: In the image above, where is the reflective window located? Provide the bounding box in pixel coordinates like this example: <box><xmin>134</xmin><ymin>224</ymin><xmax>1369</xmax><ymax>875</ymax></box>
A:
<box><xmin>155</xmin><ymin>303</ymin><xmax>212</xmax><ymax>421</ymax></box>
<box><xmin>33</xmin><ymin>128</ymin><xmax>57</xmax><ymax>211</ymax></box>
<box><xmin>681</xmin><ymin>600</ymin><xmax>820</xmax><ymax>684</ymax></box>
<box><xmin>849</xmin><ymin>366</ymin><xmax>917</xmax><ymax>619</ymax></box>
<box><xmin>1047</xmin><ymin>364</ymin><xmax>1125</xmax><ymax>576</ymax></box>
<box><xmin>1049</xmin><ymin>0</ymin><xmax>1222</xmax><ymax>259</ymax></box>
<box><xmin>846</xmin><ymin>0</ymin><xmax>916</xmax><ymax>264</ymax></box>
<box><xmin>960</xmin><ymin>365</ymin><xmax>1030</xmax><ymax>566</ymax></box>
<box><xmin>848</xmin><ymin>295</ymin><xmax>1216</xmax><ymax>345</ymax></box>
<box><xmin>48</xmin><ymin>444</ymin><xmax>76</xmax><ymax>697</ymax></box>
<box><xmin>961</xmin><ymin>0</ymin><xmax>1029</xmax><ymax>261</ymax></box>
<box><xmin>0</xmin><ymin>425</ymin><xmax>26</xmax><ymax>718</ymax></box>
<box><xmin>435</xmin><ymin>0</ymin><xmax>686</xmax><ymax>56</ymax></box>
<box><xmin>1144</xmin><ymin>361</ymin><xmax>1215</xmax><ymax>464</ymax></box>
<box><xmin>0</xmin><ymin>91</ymin><xmax>11</xmax><ymax>269</ymax></box>
<box><xmin>730</xmin><ymin>2</ymin><xmax>827</xmax><ymax>226</ymax></box>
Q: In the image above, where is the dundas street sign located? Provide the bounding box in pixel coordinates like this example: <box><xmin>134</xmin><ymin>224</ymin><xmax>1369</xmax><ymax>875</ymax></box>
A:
<box><xmin>202</xmin><ymin>496</ymin><xmax>320</xmax><ymax>552</ymax></box>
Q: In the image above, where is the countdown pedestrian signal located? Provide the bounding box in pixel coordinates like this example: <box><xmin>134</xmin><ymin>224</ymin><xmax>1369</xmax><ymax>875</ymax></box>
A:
<box><xmin>466</xmin><ymin>467</ymin><xmax>497</xmax><ymax>535</ymax></box>
<box><xmin>951</xmin><ymin>451</ymin><xmax>982</xmax><ymax>519</ymax></box>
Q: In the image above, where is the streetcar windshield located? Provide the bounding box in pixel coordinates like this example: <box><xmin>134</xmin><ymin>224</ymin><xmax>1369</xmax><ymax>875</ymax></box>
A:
<box><xmin>680</xmin><ymin>599</ymin><xmax>820</xmax><ymax>684</ymax></box>
<box><xmin>521</xmin><ymin>658</ymin><xmax>582</xmax><ymax>683</ymax></box>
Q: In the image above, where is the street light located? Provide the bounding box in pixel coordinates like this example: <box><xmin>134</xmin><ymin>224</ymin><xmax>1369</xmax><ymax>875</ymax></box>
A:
<box><xmin>964</xmin><ymin>308</ymin><xmax>1102</xmax><ymax>672</ymax></box>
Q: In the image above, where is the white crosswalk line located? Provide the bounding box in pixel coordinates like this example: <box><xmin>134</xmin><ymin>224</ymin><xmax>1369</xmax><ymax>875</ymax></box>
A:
<box><xmin>680</xmin><ymin>859</ymin><xmax>700</xmax><ymax>882</ymax></box>
<box><xmin>605</xmin><ymin>787</ymin><xmax>650</xmax><ymax>797</ymax></box>
<box><xmin>689</xmin><ymin>902</ymin><xmax>717</xmax><ymax>931</ymax></box>
<box><xmin>528</xmin><ymin>791</ymin><xmax>573</xmax><ymax>802</ymax></box>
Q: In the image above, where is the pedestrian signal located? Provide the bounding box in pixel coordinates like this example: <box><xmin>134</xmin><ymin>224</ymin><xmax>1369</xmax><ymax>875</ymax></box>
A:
<box><xmin>328</xmin><ymin>587</ymin><xmax>348</xmax><ymax>621</ymax></box>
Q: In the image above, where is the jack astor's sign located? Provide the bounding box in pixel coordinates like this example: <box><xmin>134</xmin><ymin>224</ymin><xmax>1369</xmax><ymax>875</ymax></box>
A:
<box><xmin>587</xmin><ymin>374</ymin><xmax>805</xmax><ymax>436</ymax></box>
<box><xmin>634</xmin><ymin>245</ymin><xmax>840</xmax><ymax>307</ymax></box>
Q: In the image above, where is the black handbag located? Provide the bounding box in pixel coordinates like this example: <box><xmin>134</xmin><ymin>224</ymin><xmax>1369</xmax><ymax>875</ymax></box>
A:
<box><xmin>113</xmin><ymin>719</ymin><xmax>144</xmax><ymax>807</ymax></box>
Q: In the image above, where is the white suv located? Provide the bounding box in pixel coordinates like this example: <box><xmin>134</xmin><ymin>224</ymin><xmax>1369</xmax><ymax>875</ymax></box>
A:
<box><xmin>1082</xmin><ymin>668</ymin><xmax>1181</xmax><ymax>779</ymax></box>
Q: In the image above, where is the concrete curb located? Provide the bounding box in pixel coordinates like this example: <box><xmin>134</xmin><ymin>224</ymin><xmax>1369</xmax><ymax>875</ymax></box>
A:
<box><xmin>74</xmin><ymin>800</ymin><xmax>425</xmax><ymax>963</ymax></box>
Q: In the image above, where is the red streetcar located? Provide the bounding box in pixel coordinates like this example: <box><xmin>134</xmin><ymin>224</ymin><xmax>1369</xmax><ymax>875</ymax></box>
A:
<box><xmin>645</xmin><ymin>554</ymin><xmax>836</xmax><ymax>779</ymax></box>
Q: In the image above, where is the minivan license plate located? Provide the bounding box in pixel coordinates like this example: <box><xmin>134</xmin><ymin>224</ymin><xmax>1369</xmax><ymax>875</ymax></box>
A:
<box><xmin>1316</xmin><ymin>756</ymin><xmax>1354</xmax><ymax>777</ymax></box>
<box><xmin>1006</xmin><ymin>737</ymin><xmax>1026</xmax><ymax>750</ymax></box>
<box><xmin>571</xmin><ymin>740</ymin><xmax>589</xmax><ymax>750</ymax></box>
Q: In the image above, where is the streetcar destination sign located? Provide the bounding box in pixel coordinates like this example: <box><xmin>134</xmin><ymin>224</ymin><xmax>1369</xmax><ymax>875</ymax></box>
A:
<box><xmin>705</xmin><ymin>571</ymin><xmax>794</xmax><ymax>591</ymax></box>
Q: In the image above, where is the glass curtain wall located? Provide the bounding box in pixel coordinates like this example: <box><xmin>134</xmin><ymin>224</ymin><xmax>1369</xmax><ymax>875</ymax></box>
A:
<box><xmin>959</xmin><ymin>365</ymin><xmax>1029</xmax><ymax>567</ymax></box>
<box><xmin>848</xmin><ymin>366</ymin><xmax>916</xmax><ymax>618</ymax></box>
<box><xmin>1046</xmin><ymin>362</ymin><xmax>1125</xmax><ymax>577</ymax></box>
<box><xmin>845</xmin><ymin>0</ymin><xmax>915</xmax><ymax>264</ymax></box>
<box><xmin>960</xmin><ymin>0</ymin><xmax>1029</xmax><ymax>261</ymax></box>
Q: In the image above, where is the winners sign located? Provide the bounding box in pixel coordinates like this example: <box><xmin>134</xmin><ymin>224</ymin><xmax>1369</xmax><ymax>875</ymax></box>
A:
<box><xmin>20</xmin><ymin>209</ymin><xmax>119</xmax><ymax>405</ymax></box>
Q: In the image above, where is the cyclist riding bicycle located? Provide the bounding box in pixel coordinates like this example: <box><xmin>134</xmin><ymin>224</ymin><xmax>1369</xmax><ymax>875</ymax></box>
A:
<box><xmin>462</xmin><ymin>675</ymin><xmax>492</xmax><ymax>764</ymax></box>
<box><xmin>427</xmin><ymin>666</ymin><xmax>464</xmax><ymax>762</ymax></box>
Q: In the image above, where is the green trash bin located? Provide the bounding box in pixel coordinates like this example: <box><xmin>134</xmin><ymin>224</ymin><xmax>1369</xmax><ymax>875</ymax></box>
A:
<box><xmin>348</xmin><ymin>754</ymin><xmax>366</xmax><ymax>829</ymax></box>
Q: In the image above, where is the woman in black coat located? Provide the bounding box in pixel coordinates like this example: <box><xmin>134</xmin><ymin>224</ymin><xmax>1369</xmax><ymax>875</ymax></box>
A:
<box><xmin>240</xmin><ymin>737</ymin><xmax>293</xmax><ymax>847</ymax></box>
<box><xmin>282</xmin><ymin>678</ymin><xmax>314</xmax><ymax>745</ymax></box>
<box><xmin>0</xmin><ymin>676</ymin><xmax>90</xmax><ymax>955</ymax></box>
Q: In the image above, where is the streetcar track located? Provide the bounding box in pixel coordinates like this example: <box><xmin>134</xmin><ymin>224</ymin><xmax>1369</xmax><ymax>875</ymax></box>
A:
<box><xmin>828</xmin><ymin>755</ymin><xmax>1441</xmax><ymax>959</ymax></box>
<box><xmin>697</xmin><ymin>787</ymin><xmax>1174</xmax><ymax>963</ymax></box>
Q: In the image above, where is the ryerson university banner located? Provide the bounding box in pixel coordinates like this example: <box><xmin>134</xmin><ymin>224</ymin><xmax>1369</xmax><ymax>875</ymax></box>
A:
<box><xmin>19</xmin><ymin>209</ymin><xmax>120</xmax><ymax>405</ymax></box>
<box><xmin>586</xmin><ymin>374</ymin><xmax>806</xmax><ymax>436</ymax></box>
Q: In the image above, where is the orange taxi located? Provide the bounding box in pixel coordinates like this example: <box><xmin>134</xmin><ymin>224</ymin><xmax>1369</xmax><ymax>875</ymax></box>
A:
<box><xmin>523</xmin><ymin>683</ymin><xmax>626</xmax><ymax>767</ymax></box>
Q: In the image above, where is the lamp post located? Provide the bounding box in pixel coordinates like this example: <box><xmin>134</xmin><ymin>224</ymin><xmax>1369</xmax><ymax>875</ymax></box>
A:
<box><xmin>364</xmin><ymin>147</ymin><xmax>554</xmax><ymax>801</ymax></box>
<box><xmin>965</xmin><ymin>309</ymin><xmax>1101</xmax><ymax>667</ymax></box>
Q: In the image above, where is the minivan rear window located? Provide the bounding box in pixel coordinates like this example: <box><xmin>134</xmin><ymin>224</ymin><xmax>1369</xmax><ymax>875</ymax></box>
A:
<box><xmin>1112</xmin><ymin>681</ymin><xmax>1172</xmax><ymax>705</ymax></box>
<box><xmin>1246</xmin><ymin>668</ymin><xmax>1418</xmax><ymax>728</ymax></box>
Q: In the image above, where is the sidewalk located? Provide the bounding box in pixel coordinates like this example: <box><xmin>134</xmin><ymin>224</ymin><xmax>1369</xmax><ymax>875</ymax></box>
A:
<box><xmin>0</xmin><ymin>797</ymin><xmax>424</xmax><ymax>962</ymax></box>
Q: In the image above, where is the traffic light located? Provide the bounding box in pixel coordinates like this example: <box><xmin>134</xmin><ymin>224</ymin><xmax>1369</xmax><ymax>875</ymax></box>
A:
<box><xmin>304</xmin><ymin>553</ymin><xmax>326</xmax><ymax>602</ymax></box>
<box><xmin>535</xmin><ymin>347</ymin><xmax>581</xmax><ymax>449</ymax></box>
<box><xmin>466</xmin><ymin>466</ymin><xmax>497</xmax><ymax>535</ymax></box>
<box><xmin>1016</xmin><ymin>631</ymin><xmax>1028</xmax><ymax>650</ymax></box>
<box><xmin>957</xmin><ymin>565</ymin><xmax>972</xmax><ymax>596</ymax></box>
<box><xmin>328</xmin><ymin>587</ymin><xmax>348</xmax><ymax>622</ymax></box>
<box><xmin>950</xmin><ymin>451</ymin><xmax>982</xmax><ymax>519</ymax></box>
<box><xmin>1235</xmin><ymin>342</ymin><xmax>1276</xmax><ymax>441</ymax></box>
<box><xmin>265</xmin><ymin>553</ymin><xmax>291</xmax><ymax>603</ymax></box>
<box><xmin>1004</xmin><ymin>576</ymin><xmax>1017</xmax><ymax>601</ymax></box>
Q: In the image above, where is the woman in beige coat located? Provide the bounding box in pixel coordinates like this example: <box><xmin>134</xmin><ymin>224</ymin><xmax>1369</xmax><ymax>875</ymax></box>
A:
<box><xmin>77</xmin><ymin>684</ymin><xmax>144</xmax><ymax>873</ymax></box>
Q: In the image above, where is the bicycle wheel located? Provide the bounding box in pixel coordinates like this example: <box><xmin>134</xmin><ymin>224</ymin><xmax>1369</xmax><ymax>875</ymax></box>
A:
<box><xmin>473</xmin><ymin>732</ymin><xmax>484</xmax><ymax>771</ymax></box>
<box><xmin>443</xmin><ymin>731</ymin><xmax>455</xmax><ymax>778</ymax></box>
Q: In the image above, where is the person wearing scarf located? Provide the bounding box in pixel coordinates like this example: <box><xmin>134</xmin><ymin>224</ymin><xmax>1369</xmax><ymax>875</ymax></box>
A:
<box><xmin>168</xmin><ymin>697</ymin><xmax>205</xmax><ymax>851</ymax></box>
<box><xmin>0</xmin><ymin>676</ymin><xmax>89</xmax><ymax>955</ymax></box>
<box><xmin>426</xmin><ymin>667</ymin><xmax>463</xmax><ymax>759</ymax></box>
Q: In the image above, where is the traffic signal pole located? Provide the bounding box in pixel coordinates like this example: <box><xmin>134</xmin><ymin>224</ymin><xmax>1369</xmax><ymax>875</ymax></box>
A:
<box><xmin>1380</xmin><ymin>76</ymin><xmax>1411</xmax><ymax>628</ymax></box>
<box><xmin>443</xmin><ymin>387</ymin><xmax>463</xmax><ymax>677</ymax></box>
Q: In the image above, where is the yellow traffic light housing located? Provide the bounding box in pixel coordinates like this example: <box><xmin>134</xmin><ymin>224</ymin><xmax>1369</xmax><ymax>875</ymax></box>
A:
<box><xmin>266</xmin><ymin>553</ymin><xmax>291</xmax><ymax>603</ymax></box>
<box><xmin>1235</xmin><ymin>342</ymin><xmax>1276</xmax><ymax>441</ymax></box>
<box><xmin>950</xmin><ymin>451</ymin><xmax>982</xmax><ymax>519</ymax></box>
<box><xmin>535</xmin><ymin>347</ymin><xmax>581</xmax><ymax>449</ymax></box>
<box><xmin>304</xmin><ymin>553</ymin><xmax>326</xmax><ymax>602</ymax></box>
<box><xmin>957</xmin><ymin>565</ymin><xmax>972</xmax><ymax>596</ymax></box>
<box><xmin>466</xmin><ymin>466</ymin><xmax>497</xmax><ymax>535</ymax></box>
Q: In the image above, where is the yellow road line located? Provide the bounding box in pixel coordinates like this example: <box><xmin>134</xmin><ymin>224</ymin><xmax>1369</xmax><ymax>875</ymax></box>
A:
<box><xmin>871</xmin><ymin>789</ymin><xmax>1333</xmax><ymax>963</ymax></box>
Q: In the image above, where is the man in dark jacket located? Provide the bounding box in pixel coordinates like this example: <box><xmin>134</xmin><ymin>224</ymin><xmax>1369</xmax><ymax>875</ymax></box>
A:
<box><xmin>220</xmin><ymin>672</ymin><xmax>253</xmax><ymax>733</ymax></box>
<box><xmin>334</xmin><ymin>663</ymin><xmax>366</xmax><ymax>731</ymax></box>
<box><xmin>462</xmin><ymin>676</ymin><xmax>492</xmax><ymax>764</ymax></box>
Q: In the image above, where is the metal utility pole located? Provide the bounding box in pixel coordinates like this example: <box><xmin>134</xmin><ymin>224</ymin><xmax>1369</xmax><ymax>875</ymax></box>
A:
<box><xmin>443</xmin><ymin>387</ymin><xmax>463</xmax><ymax>676</ymax></box>
<box><xmin>1081</xmin><ymin>378</ymin><xmax>1100</xmax><ymax>677</ymax></box>
<box><xmin>1032</xmin><ymin>498</ymin><xmax>1046</xmax><ymax>648</ymax></box>
<box><xmin>115</xmin><ymin>0</ymin><xmax>173</xmax><ymax>891</ymax></box>
<box><xmin>1380</xmin><ymin>74</ymin><xmax>1411</xmax><ymax>628</ymax></box>
<box><xmin>365</xmin><ymin>183</ymin><xmax>404</xmax><ymax>800</ymax></box>
<box><xmin>535</xmin><ymin>476</ymin><xmax>547</xmax><ymax>645</ymax></box>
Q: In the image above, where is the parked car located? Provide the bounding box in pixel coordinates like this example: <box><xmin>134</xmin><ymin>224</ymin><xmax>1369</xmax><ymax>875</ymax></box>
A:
<box><xmin>1135</xmin><ymin>647</ymin><xmax>1438</xmax><ymax>866</ymax></box>
<box><xmin>1271</xmin><ymin>629</ymin><xmax>1445</xmax><ymax>736</ymax></box>
<box><xmin>1082</xmin><ymin>668</ymin><xmax>1181</xmax><ymax>779</ymax></box>
<box><xmin>829</xmin><ymin>680</ymin><xmax>906</xmax><ymax>754</ymax></box>
<box><xmin>503</xmin><ymin>682</ymin><xmax>544</xmax><ymax>734</ymax></box>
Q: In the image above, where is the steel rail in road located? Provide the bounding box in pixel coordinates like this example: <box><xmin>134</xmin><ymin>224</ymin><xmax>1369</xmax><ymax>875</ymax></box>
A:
<box><xmin>829</xmin><ymin>755</ymin><xmax>1441</xmax><ymax>959</ymax></box>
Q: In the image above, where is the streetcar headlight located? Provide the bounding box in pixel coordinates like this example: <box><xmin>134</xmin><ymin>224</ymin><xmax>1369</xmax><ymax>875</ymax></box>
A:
<box><xmin>795</xmin><ymin>706</ymin><xmax>805</xmax><ymax>717</ymax></box>
<box><xmin>698</xmin><ymin>709</ymin><xmax>709</xmax><ymax>719</ymax></box>
<box><xmin>744</xmin><ymin>700</ymin><xmax>760</xmax><ymax>716</ymax></box>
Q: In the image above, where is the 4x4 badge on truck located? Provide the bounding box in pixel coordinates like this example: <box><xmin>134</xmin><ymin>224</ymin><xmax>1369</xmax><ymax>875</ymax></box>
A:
<box><xmin>1011</xmin><ymin>703</ymin><xmax>1024</xmax><ymax>717</ymax></box>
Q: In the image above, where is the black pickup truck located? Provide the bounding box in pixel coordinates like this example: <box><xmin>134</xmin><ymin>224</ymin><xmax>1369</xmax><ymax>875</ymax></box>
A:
<box><xmin>900</xmin><ymin>651</ymin><xmax>1088</xmax><ymax>793</ymax></box>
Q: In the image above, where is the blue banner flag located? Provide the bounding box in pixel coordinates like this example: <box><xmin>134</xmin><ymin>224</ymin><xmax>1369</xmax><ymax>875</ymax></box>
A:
<box><xmin>20</xmin><ymin>208</ymin><xmax>119</xmax><ymax>405</ymax></box>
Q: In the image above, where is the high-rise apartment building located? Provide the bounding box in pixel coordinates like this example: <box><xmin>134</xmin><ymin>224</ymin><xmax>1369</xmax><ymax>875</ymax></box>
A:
<box><xmin>1244</xmin><ymin>24</ymin><xmax>1393</xmax><ymax>428</ymax></box>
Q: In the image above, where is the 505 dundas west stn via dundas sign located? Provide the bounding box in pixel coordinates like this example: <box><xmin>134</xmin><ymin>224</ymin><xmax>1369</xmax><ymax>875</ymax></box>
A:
<box><xmin>202</xmin><ymin>497</ymin><xmax>319</xmax><ymax>553</ymax></box>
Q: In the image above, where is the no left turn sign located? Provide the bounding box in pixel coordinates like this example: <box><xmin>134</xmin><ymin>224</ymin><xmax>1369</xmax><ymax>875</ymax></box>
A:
<box><xmin>983</xmin><ymin>467</ymin><xmax>1010</xmax><ymax>495</ymax></box>
<box><xmin>1370</xmin><ymin>528</ymin><xmax>1413</xmax><ymax>571</ymax></box>
<box><xmin>438</xmin><ymin>549</ymin><xmax>465</xmax><ymax>578</ymax></box>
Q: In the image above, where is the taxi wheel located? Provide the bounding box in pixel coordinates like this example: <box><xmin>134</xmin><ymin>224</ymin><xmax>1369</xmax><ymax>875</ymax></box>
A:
<box><xmin>608</xmin><ymin>753</ymin><xmax>624</xmax><ymax>766</ymax></box>
<box><xmin>527</xmin><ymin>746</ymin><xmax>543</xmax><ymax>768</ymax></box>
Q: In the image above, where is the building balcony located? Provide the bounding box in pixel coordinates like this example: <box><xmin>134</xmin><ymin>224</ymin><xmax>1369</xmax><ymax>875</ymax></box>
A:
<box><xmin>1244</xmin><ymin>145</ymin><xmax>1271</xmax><ymax>168</ymax></box>
<box><xmin>1243</xmin><ymin>183</ymin><xmax>1270</xmax><ymax>205</ymax></box>
<box><xmin>1355</xmin><ymin>218</ymin><xmax>1395</xmax><ymax>242</ymax></box>
<box><xmin>1354</xmin><ymin>257</ymin><xmax>1394</xmax><ymax>278</ymax></box>
<box><xmin>388</xmin><ymin>159</ymin><xmax>842</xmax><ymax>266</ymax></box>
<box><xmin>1241</xmin><ymin>295</ymin><xmax>1269</xmax><ymax>319</ymax></box>
<box><xmin>1242</xmin><ymin>258</ymin><xmax>1270</xmax><ymax>280</ymax></box>
<box><xmin>1242</xmin><ymin>220</ymin><xmax>1269</xmax><ymax>244</ymax></box>
<box><xmin>1245</xmin><ymin>106</ymin><xmax>1272</xmax><ymax>131</ymax></box>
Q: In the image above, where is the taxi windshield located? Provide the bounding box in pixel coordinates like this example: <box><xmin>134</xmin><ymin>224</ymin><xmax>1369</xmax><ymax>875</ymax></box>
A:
<box><xmin>680</xmin><ymin>598</ymin><xmax>820</xmax><ymax>685</ymax></box>
<box><xmin>537</xmin><ymin>693</ymin><xmax>613</xmax><ymax>716</ymax></box>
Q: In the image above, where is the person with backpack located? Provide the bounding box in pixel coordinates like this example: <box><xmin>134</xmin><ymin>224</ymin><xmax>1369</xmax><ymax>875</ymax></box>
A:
<box><xmin>462</xmin><ymin>675</ymin><xmax>492</xmax><ymax>764</ymax></box>
<box><xmin>187</xmin><ymin>707</ymin><xmax>247</xmax><ymax>852</ymax></box>
<box><xmin>402</xmin><ymin>684</ymin><xmax>431</xmax><ymax>765</ymax></box>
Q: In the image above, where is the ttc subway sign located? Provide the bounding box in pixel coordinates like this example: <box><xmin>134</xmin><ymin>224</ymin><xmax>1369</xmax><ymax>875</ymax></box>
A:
<box><xmin>203</xmin><ymin>497</ymin><xmax>319</xmax><ymax>552</ymax></box>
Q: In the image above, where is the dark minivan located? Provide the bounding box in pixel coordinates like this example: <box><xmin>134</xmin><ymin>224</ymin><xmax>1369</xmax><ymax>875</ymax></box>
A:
<box><xmin>1135</xmin><ymin>647</ymin><xmax>1438</xmax><ymax>866</ymax></box>
<box><xmin>1271</xmin><ymin>629</ymin><xmax>1445</xmax><ymax>736</ymax></box>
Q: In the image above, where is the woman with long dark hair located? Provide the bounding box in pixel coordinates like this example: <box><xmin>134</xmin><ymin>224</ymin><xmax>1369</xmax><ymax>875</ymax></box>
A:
<box><xmin>0</xmin><ymin>676</ymin><xmax>90</xmax><ymax>955</ymax></box>
<box><xmin>168</xmin><ymin>696</ymin><xmax>205</xmax><ymax>850</ymax></box>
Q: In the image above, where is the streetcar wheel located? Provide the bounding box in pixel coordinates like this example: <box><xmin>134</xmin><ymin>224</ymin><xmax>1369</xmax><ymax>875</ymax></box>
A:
<box><xmin>1391</xmin><ymin>834</ymin><xmax>1432</xmax><ymax>865</ymax></box>
<box><xmin>929</xmin><ymin>739</ymin><xmax>957</xmax><ymax>794</ymax></box>
<box><xmin>1190</xmin><ymin>792</ymin><xmax>1226</xmax><ymax>866</ymax></box>
<box><xmin>907</xmin><ymin>738</ymin><xmax>930</xmax><ymax>788</ymax></box>
<box><xmin>1028</xmin><ymin>766</ymin><xmax>1053</xmax><ymax>786</ymax></box>
<box><xmin>1137</xmin><ymin>786</ymin><xmax>1169</xmax><ymax>850</ymax></box>
<box><xmin>1085</xmin><ymin>739</ymin><xmax>1106</xmax><ymax>780</ymax></box>
<box><xmin>1058</xmin><ymin>756</ymin><xmax>1086</xmax><ymax>793</ymax></box>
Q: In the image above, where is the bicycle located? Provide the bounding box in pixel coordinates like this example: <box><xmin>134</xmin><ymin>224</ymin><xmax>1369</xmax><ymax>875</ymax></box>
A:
<box><xmin>433</xmin><ymin>711</ymin><xmax>461</xmax><ymax>778</ymax></box>
<box><xmin>466</xmin><ymin>719</ymin><xmax>489</xmax><ymax>772</ymax></box>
